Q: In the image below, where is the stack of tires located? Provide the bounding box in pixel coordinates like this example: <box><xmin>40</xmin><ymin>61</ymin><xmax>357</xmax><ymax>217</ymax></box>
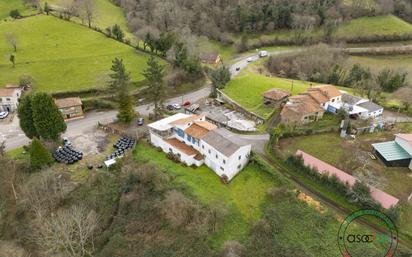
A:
<box><xmin>53</xmin><ymin>145</ymin><xmax>83</xmax><ymax>165</ymax></box>
<box><xmin>106</xmin><ymin>137</ymin><xmax>136</xmax><ymax>161</ymax></box>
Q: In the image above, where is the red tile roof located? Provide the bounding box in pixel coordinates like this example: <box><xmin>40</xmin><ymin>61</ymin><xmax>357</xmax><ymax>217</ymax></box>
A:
<box><xmin>0</xmin><ymin>88</ymin><xmax>18</xmax><ymax>97</ymax></box>
<box><xmin>54</xmin><ymin>97</ymin><xmax>82</xmax><ymax>109</ymax></box>
<box><xmin>170</xmin><ymin>115</ymin><xmax>205</xmax><ymax>125</ymax></box>
<box><xmin>195</xmin><ymin>121</ymin><xmax>217</xmax><ymax>131</ymax></box>
<box><xmin>263</xmin><ymin>88</ymin><xmax>290</xmax><ymax>101</ymax></box>
<box><xmin>184</xmin><ymin>123</ymin><xmax>210</xmax><ymax>139</ymax></box>
<box><xmin>165</xmin><ymin>138</ymin><xmax>200</xmax><ymax>156</ymax></box>
<box><xmin>296</xmin><ymin>150</ymin><xmax>399</xmax><ymax>209</ymax></box>
<box><xmin>308</xmin><ymin>85</ymin><xmax>342</xmax><ymax>98</ymax></box>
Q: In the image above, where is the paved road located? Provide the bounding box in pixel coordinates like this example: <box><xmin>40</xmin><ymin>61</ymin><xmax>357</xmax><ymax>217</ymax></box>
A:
<box><xmin>1</xmin><ymin>86</ymin><xmax>211</xmax><ymax>151</ymax></box>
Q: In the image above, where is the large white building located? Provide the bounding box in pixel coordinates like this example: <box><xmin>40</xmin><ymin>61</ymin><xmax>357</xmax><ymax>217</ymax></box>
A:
<box><xmin>0</xmin><ymin>85</ymin><xmax>22</xmax><ymax>112</ymax></box>
<box><xmin>341</xmin><ymin>93</ymin><xmax>383</xmax><ymax>119</ymax></box>
<box><xmin>148</xmin><ymin>113</ymin><xmax>252</xmax><ymax>181</ymax></box>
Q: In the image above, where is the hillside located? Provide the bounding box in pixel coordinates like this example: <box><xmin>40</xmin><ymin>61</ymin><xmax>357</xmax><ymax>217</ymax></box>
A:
<box><xmin>0</xmin><ymin>0</ymin><xmax>36</xmax><ymax>20</ymax></box>
<box><xmin>0</xmin><ymin>15</ymin><xmax>153</xmax><ymax>93</ymax></box>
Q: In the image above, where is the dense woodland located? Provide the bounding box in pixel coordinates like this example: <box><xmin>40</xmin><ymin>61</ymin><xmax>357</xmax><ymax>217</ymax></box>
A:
<box><xmin>114</xmin><ymin>0</ymin><xmax>412</xmax><ymax>42</ymax></box>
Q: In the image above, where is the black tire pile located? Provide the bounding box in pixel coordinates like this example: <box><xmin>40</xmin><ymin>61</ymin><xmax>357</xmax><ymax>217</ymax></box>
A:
<box><xmin>53</xmin><ymin>144</ymin><xmax>83</xmax><ymax>165</ymax></box>
<box><xmin>106</xmin><ymin>137</ymin><xmax>136</xmax><ymax>161</ymax></box>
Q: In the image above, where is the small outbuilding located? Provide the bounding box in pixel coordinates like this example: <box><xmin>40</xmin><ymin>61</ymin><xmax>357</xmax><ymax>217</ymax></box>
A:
<box><xmin>55</xmin><ymin>97</ymin><xmax>84</xmax><ymax>121</ymax></box>
<box><xmin>262</xmin><ymin>88</ymin><xmax>290</xmax><ymax>107</ymax></box>
<box><xmin>372</xmin><ymin>134</ymin><xmax>412</xmax><ymax>170</ymax></box>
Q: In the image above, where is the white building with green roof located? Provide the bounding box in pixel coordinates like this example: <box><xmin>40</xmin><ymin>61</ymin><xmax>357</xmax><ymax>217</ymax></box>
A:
<box><xmin>372</xmin><ymin>134</ymin><xmax>412</xmax><ymax>170</ymax></box>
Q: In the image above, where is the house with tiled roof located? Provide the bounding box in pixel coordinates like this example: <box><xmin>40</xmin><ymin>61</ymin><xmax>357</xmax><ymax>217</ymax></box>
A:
<box><xmin>280</xmin><ymin>94</ymin><xmax>325</xmax><ymax>124</ymax></box>
<box><xmin>0</xmin><ymin>85</ymin><xmax>22</xmax><ymax>112</ymax></box>
<box><xmin>148</xmin><ymin>114</ymin><xmax>251</xmax><ymax>180</ymax></box>
<box><xmin>54</xmin><ymin>97</ymin><xmax>84</xmax><ymax>121</ymax></box>
<box><xmin>372</xmin><ymin>134</ymin><xmax>412</xmax><ymax>170</ymax></box>
<box><xmin>306</xmin><ymin>84</ymin><xmax>343</xmax><ymax>112</ymax></box>
<box><xmin>262</xmin><ymin>88</ymin><xmax>290</xmax><ymax>107</ymax></box>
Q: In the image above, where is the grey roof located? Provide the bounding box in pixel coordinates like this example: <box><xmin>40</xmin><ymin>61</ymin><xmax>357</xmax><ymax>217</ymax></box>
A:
<box><xmin>342</xmin><ymin>93</ymin><xmax>363</xmax><ymax>105</ymax></box>
<box><xmin>358</xmin><ymin>101</ymin><xmax>383</xmax><ymax>112</ymax></box>
<box><xmin>372</xmin><ymin>141</ymin><xmax>412</xmax><ymax>161</ymax></box>
<box><xmin>202</xmin><ymin>130</ymin><xmax>241</xmax><ymax>157</ymax></box>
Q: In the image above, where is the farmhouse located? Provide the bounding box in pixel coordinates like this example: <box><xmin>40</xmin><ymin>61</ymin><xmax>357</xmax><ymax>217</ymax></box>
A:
<box><xmin>54</xmin><ymin>97</ymin><xmax>84</xmax><ymax>121</ymax></box>
<box><xmin>199</xmin><ymin>52</ymin><xmax>221</xmax><ymax>65</ymax></box>
<box><xmin>341</xmin><ymin>93</ymin><xmax>383</xmax><ymax>119</ymax></box>
<box><xmin>372</xmin><ymin>134</ymin><xmax>412</xmax><ymax>170</ymax></box>
<box><xmin>0</xmin><ymin>85</ymin><xmax>22</xmax><ymax>112</ymax></box>
<box><xmin>306</xmin><ymin>85</ymin><xmax>342</xmax><ymax>112</ymax></box>
<box><xmin>280</xmin><ymin>95</ymin><xmax>324</xmax><ymax>124</ymax></box>
<box><xmin>262</xmin><ymin>88</ymin><xmax>290</xmax><ymax>107</ymax></box>
<box><xmin>297</xmin><ymin>150</ymin><xmax>399</xmax><ymax>209</ymax></box>
<box><xmin>148</xmin><ymin>113</ymin><xmax>252</xmax><ymax>181</ymax></box>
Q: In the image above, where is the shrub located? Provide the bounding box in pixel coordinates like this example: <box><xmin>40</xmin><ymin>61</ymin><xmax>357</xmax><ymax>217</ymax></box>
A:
<box><xmin>82</xmin><ymin>99</ymin><xmax>114</xmax><ymax>111</ymax></box>
<box><xmin>9</xmin><ymin>10</ymin><xmax>21</xmax><ymax>19</ymax></box>
<box><xmin>29</xmin><ymin>138</ymin><xmax>53</xmax><ymax>170</ymax></box>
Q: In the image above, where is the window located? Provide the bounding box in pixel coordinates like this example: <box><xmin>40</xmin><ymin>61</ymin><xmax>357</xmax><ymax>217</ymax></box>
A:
<box><xmin>237</xmin><ymin>164</ymin><xmax>241</xmax><ymax>169</ymax></box>
<box><xmin>202</xmin><ymin>145</ymin><xmax>204</xmax><ymax>149</ymax></box>
<box><xmin>0</xmin><ymin>98</ymin><xmax>2</xmax><ymax>102</ymax></box>
<box><xmin>192</xmin><ymin>137</ymin><xmax>196</xmax><ymax>144</ymax></box>
<box><xmin>238</xmin><ymin>155</ymin><xmax>241</xmax><ymax>160</ymax></box>
<box><xmin>177</xmin><ymin>128</ymin><xmax>184</xmax><ymax>138</ymax></box>
<box><xmin>187</xmin><ymin>135</ymin><xmax>192</xmax><ymax>141</ymax></box>
<box><xmin>208</xmin><ymin>149</ymin><xmax>211</xmax><ymax>154</ymax></box>
<box><xmin>332</xmin><ymin>99</ymin><xmax>335</xmax><ymax>102</ymax></box>
<box><xmin>223</xmin><ymin>160</ymin><xmax>226</xmax><ymax>164</ymax></box>
<box><xmin>6</xmin><ymin>98</ymin><xmax>10</xmax><ymax>101</ymax></box>
<box><xmin>216</xmin><ymin>154</ymin><xmax>218</xmax><ymax>159</ymax></box>
<box><xmin>220</xmin><ymin>166</ymin><xmax>224</xmax><ymax>171</ymax></box>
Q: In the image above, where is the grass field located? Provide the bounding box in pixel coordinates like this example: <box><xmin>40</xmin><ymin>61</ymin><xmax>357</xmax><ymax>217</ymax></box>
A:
<box><xmin>134</xmin><ymin>143</ymin><xmax>277</xmax><ymax>247</ymax></box>
<box><xmin>40</xmin><ymin>0</ymin><xmax>135</xmax><ymax>41</ymax></box>
<box><xmin>134</xmin><ymin>142</ymin><xmax>388</xmax><ymax>255</ymax></box>
<box><xmin>222</xmin><ymin>66</ymin><xmax>352</xmax><ymax>119</ymax></box>
<box><xmin>277</xmin><ymin>131</ymin><xmax>412</xmax><ymax>239</ymax></box>
<box><xmin>0</xmin><ymin>0</ymin><xmax>37</xmax><ymax>20</ymax></box>
<box><xmin>0</xmin><ymin>15</ymin><xmax>153</xmax><ymax>92</ymax></box>
<box><xmin>247</xmin><ymin>15</ymin><xmax>412</xmax><ymax>45</ymax></box>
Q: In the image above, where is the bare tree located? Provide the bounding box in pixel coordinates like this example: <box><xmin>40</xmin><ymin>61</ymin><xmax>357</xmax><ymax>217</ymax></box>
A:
<box><xmin>79</xmin><ymin>0</ymin><xmax>95</xmax><ymax>28</ymax></box>
<box><xmin>6</xmin><ymin>32</ymin><xmax>17</xmax><ymax>52</ymax></box>
<box><xmin>60</xmin><ymin>0</ymin><xmax>78</xmax><ymax>20</ymax></box>
<box><xmin>32</xmin><ymin>205</ymin><xmax>98</xmax><ymax>257</ymax></box>
<box><xmin>393</xmin><ymin>86</ymin><xmax>412</xmax><ymax>111</ymax></box>
<box><xmin>291</xmin><ymin>14</ymin><xmax>317</xmax><ymax>44</ymax></box>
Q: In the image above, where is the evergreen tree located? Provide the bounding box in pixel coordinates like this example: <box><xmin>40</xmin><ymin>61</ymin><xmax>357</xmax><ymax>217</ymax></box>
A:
<box><xmin>210</xmin><ymin>65</ymin><xmax>231</xmax><ymax>97</ymax></box>
<box><xmin>108</xmin><ymin>58</ymin><xmax>134</xmax><ymax>123</ymax></box>
<box><xmin>31</xmin><ymin>93</ymin><xmax>67</xmax><ymax>141</ymax></box>
<box><xmin>17</xmin><ymin>94</ymin><xmax>39</xmax><ymax>139</ymax></box>
<box><xmin>29</xmin><ymin>137</ymin><xmax>53</xmax><ymax>170</ymax></box>
<box><xmin>111</xmin><ymin>24</ymin><xmax>124</xmax><ymax>41</ymax></box>
<box><xmin>142</xmin><ymin>56</ymin><xmax>165</xmax><ymax>119</ymax></box>
<box><xmin>108</xmin><ymin>58</ymin><xmax>130</xmax><ymax>91</ymax></box>
<box><xmin>117</xmin><ymin>88</ymin><xmax>134</xmax><ymax>123</ymax></box>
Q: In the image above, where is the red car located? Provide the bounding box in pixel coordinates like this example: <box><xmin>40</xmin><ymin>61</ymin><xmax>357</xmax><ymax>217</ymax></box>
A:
<box><xmin>183</xmin><ymin>101</ymin><xmax>191</xmax><ymax>107</ymax></box>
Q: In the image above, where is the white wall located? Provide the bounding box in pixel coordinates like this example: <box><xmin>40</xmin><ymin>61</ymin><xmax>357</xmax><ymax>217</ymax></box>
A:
<box><xmin>395</xmin><ymin>137</ymin><xmax>412</xmax><ymax>156</ymax></box>
<box><xmin>200</xmin><ymin>140</ymin><xmax>251</xmax><ymax>180</ymax></box>
<box><xmin>0</xmin><ymin>89</ymin><xmax>22</xmax><ymax>112</ymax></box>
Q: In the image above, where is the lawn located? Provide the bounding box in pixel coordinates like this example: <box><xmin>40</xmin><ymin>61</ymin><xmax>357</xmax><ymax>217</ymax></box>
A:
<box><xmin>222</xmin><ymin>70</ymin><xmax>352</xmax><ymax>119</ymax></box>
<box><xmin>134</xmin><ymin>142</ymin><xmax>278</xmax><ymax>246</ymax></box>
<box><xmin>0</xmin><ymin>0</ymin><xmax>36</xmax><ymax>20</ymax></box>
<box><xmin>246</xmin><ymin>15</ymin><xmax>412</xmax><ymax>45</ymax></box>
<box><xmin>277</xmin><ymin>130</ymin><xmax>412</xmax><ymax>241</ymax></box>
<box><xmin>0</xmin><ymin>15</ymin><xmax>154</xmax><ymax>92</ymax></box>
<box><xmin>40</xmin><ymin>0</ymin><xmax>135</xmax><ymax>42</ymax></box>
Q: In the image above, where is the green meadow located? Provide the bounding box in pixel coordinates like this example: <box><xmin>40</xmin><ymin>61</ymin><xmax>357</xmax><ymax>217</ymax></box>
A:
<box><xmin>0</xmin><ymin>15</ymin><xmax>154</xmax><ymax>92</ymax></box>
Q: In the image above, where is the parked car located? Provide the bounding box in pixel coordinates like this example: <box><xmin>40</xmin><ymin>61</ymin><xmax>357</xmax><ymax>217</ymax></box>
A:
<box><xmin>172</xmin><ymin>103</ymin><xmax>181</xmax><ymax>110</ymax></box>
<box><xmin>246</xmin><ymin>57</ymin><xmax>253</xmax><ymax>62</ymax></box>
<box><xmin>258</xmin><ymin>50</ymin><xmax>268</xmax><ymax>57</ymax></box>
<box><xmin>166</xmin><ymin>104</ymin><xmax>174</xmax><ymax>111</ymax></box>
<box><xmin>183</xmin><ymin>101</ymin><xmax>191</xmax><ymax>107</ymax></box>
<box><xmin>137</xmin><ymin>118</ymin><xmax>144</xmax><ymax>126</ymax></box>
<box><xmin>0</xmin><ymin>112</ymin><xmax>9</xmax><ymax>119</ymax></box>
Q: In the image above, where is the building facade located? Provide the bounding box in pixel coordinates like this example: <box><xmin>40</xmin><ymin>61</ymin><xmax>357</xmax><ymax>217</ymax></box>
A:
<box><xmin>0</xmin><ymin>85</ymin><xmax>22</xmax><ymax>112</ymax></box>
<box><xmin>148</xmin><ymin>113</ymin><xmax>252</xmax><ymax>181</ymax></box>
<box><xmin>373</xmin><ymin>134</ymin><xmax>412</xmax><ymax>170</ymax></box>
<box><xmin>54</xmin><ymin>97</ymin><xmax>84</xmax><ymax>121</ymax></box>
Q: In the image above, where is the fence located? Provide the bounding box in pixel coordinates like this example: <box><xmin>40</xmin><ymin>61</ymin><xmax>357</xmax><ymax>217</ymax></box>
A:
<box><xmin>216</xmin><ymin>89</ymin><xmax>266</xmax><ymax>124</ymax></box>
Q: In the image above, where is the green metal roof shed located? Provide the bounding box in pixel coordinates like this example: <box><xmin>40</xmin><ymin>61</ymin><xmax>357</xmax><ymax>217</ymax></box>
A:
<box><xmin>372</xmin><ymin>141</ymin><xmax>412</xmax><ymax>161</ymax></box>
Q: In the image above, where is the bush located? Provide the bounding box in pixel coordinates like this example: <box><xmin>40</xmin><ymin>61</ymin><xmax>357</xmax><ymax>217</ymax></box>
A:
<box><xmin>29</xmin><ymin>138</ymin><xmax>53</xmax><ymax>170</ymax></box>
<box><xmin>82</xmin><ymin>99</ymin><xmax>115</xmax><ymax>111</ymax></box>
<box><xmin>9</xmin><ymin>10</ymin><xmax>21</xmax><ymax>19</ymax></box>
